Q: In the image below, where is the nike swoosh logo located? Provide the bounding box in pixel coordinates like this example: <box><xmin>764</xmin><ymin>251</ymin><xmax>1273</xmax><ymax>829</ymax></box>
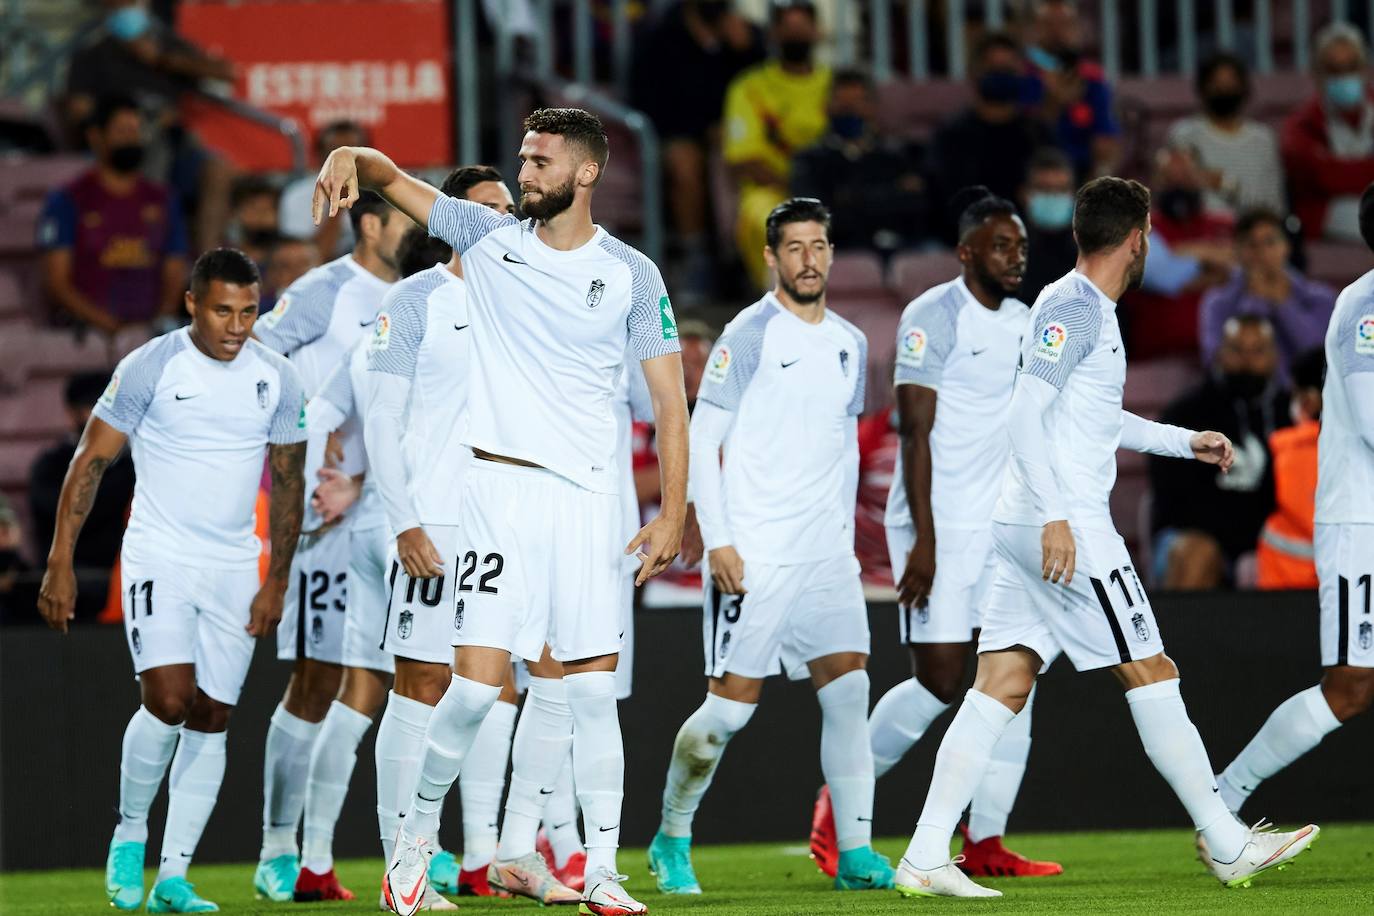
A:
<box><xmin>502</xmin><ymin>252</ymin><xmax>527</xmax><ymax>265</ymax></box>
<box><xmin>971</xmin><ymin>348</ymin><xmax>988</xmax><ymax>356</ymax></box>
<box><xmin>174</xmin><ymin>393</ymin><xmax>198</xmax><ymax>400</ymax></box>
<box><xmin>360</xmin><ymin>319</ymin><xmax>376</xmax><ymax>327</ymax></box>
<box><xmin>453</xmin><ymin>324</ymin><xmax>469</xmax><ymax>331</ymax></box>
<box><xmin>539</xmin><ymin>788</ymin><xmax>555</xmax><ymax>795</ymax></box>
<box><xmin>1112</xmin><ymin>346</ymin><xmax>1120</xmax><ymax>353</ymax></box>
<box><xmin>269</xmin><ymin>820</ymin><xmax>295</xmax><ymax>829</ymax></box>
<box><xmin>398</xmin><ymin>876</ymin><xmax>424</xmax><ymax>908</ymax></box>
<box><xmin>857</xmin><ymin>816</ymin><xmax>872</xmax><ymax>822</ymax></box>
<box><xmin>599</xmin><ymin>825</ymin><xmax>619</xmax><ymax>832</ymax></box>
<box><xmin>552</xmin><ymin>822</ymin><xmax>571</xmax><ymax>830</ymax></box>
<box><xmin>781</xmin><ymin>359</ymin><xmax>800</xmax><ymax>368</ymax></box>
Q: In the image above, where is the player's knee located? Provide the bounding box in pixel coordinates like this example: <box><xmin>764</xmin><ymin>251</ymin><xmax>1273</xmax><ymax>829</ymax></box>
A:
<box><xmin>915</xmin><ymin>666</ymin><xmax>964</xmax><ymax>705</ymax></box>
<box><xmin>1163</xmin><ymin>531</ymin><xmax>1225</xmax><ymax>590</ymax></box>
<box><xmin>184</xmin><ymin>692</ymin><xmax>233</xmax><ymax>733</ymax></box>
<box><xmin>1323</xmin><ymin>670</ymin><xmax>1374</xmax><ymax>721</ymax></box>
<box><xmin>395</xmin><ymin>663</ymin><xmax>451</xmax><ymax>706</ymax></box>
<box><xmin>144</xmin><ymin>690</ymin><xmax>194</xmax><ymax>726</ymax></box>
<box><xmin>285</xmin><ymin>662</ymin><xmax>343</xmax><ymax>721</ymax></box>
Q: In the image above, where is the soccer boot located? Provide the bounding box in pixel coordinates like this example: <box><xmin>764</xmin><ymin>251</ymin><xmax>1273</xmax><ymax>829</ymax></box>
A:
<box><xmin>427</xmin><ymin>849</ymin><xmax>460</xmax><ymax>895</ymax></box>
<box><xmin>834</xmin><ymin>845</ymin><xmax>895</xmax><ymax>890</ymax></box>
<box><xmin>646</xmin><ymin>830</ymin><xmax>701</xmax><ymax>894</ymax></box>
<box><xmin>293</xmin><ymin>866</ymin><xmax>355</xmax><ymax>901</ymax></box>
<box><xmin>539</xmin><ymin>828</ymin><xmax>588</xmax><ymax>891</ymax></box>
<box><xmin>1203</xmin><ymin>820</ymin><xmax>1319</xmax><ymax>888</ymax></box>
<box><xmin>417</xmin><ymin>886</ymin><xmax>458</xmax><ymax>911</ymax></box>
<box><xmin>580</xmin><ymin>867</ymin><xmax>647</xmax><ymax>916</ymax></box>
<box><xmin>456</xmin><ymin>865</ymin><xmax>509</xmax><ymax>897</ymax></box>
<box><xmin>487</xmin><ymin>851</ymin><xmax>581</xmax><ymax>905</ymax></box>
<box><xmin>383</xmin><ymin>827</ymin><xmax>434</xmax><ymax>916</ymax></box>
<box><xmin>146</xmin><ymin>877</ymin><xmax>220</xmax><ymax>912</ymax></box>
<box><xmin>809</xmin><ymin>785</ymin><xmax>839</xmax><ymax>878</ymax></box>
<box><xmin>958</xmin><ymin>827</ymin><xmax>1064</xmax><ymax>877</ymax></box>
<box><xmin>894</xmin><ymin>857</ymin><xmax>1003</xmax><ymax>898</ymax></box>
<box><xmin>106</xmin><ymin>839</ymin><xmax>145</xmax><ymax>911</ymax></box>
<box><xmin>254</xmin><ymin>854</ymin><xmax>299</xmax><ymax>902</ymax></box>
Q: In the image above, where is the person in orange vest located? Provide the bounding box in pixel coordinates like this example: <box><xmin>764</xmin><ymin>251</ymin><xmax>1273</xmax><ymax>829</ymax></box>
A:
<box><xmin>1257</xmin><ymin>348</ymin><xmax>1326</xmax><ymax>589</ymax></box>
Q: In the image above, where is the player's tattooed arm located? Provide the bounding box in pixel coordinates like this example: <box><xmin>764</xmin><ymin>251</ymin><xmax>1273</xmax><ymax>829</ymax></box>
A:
<box><xmin>38</xmin><ymin>416</ymin><xmax>128</xmax><ymax>634</ymax></box>
<box><xmin>896</xmin><ymin>383</ymin><xmax>938</xmax><ymax>609</ymax></box>
<box><xmin>247</xmin><ymin>440</ymin><xmax>306</xmax><ymax>638</ymax></box>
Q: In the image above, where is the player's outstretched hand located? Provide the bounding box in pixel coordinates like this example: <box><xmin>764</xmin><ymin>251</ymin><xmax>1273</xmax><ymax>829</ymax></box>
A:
<box><xmin>897</xmin><ymin>536</ymin><xmax>936</xmax><ymax>609</ymax></box>
<box><xmin>397</xmin><ymin>526</ymin><xmax>444</xmax><ymax>579</ymax></box>
<box><xmin>246</xmin><ymin>584</ymin><xmax>285</xmax><ymax>638</ymax></box>
<box><xmin>708</xmin><ymin>545</ymin><xmax>747</xmax><ymax>595</ymax></box>
<box><xmin>37</xmin><ymin>564</ymin><xmax>77</xmax><ymax>634</ymax></box>
<box><xmin>1190</xmin><ymin>430</ymin><xmax>1235</xmax><ymax>473</ymax></box>
<box><xmin>312</xmin><ymin>147</ymin><xmax>360</xmax><ymax>224</ymax></box>
<box><xmin>679</xmin><ymin>504</ymin><xmax>704</xmax><ymax>568</ymax></box>
<box><xmin>311</xmin><ymin>467</ymin><xmax>360</xmax><ymax>524</ymax></box>
<box><xmin>626</xmin><ymin>512</ymin><xmax>683</xmax><ymax>586</ymax></box>
<box><xmin>1041</xmin><ymin>519</ymin><xmax>1076</xmax><ymax>585</ymax></box>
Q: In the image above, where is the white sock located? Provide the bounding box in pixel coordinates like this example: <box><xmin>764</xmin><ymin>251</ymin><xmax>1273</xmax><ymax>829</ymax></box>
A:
<box><xmin>301</xmin><ymin>701</ymin><xmax>373</xmax><ymax>874</ymax></box>
<box><xmin>458</xmin><ymin>698</ymin><xmax>517</xmax><ymax>869</ymax></box>
<box><xmin>498</xmin><ymin>678</ymin><xmax>571</xmax><ymax>862</ymax></box>
<box><xmin>659</xmin><ymin>692</ymin><xmax>756</xmax><ymax>838</ymax></box>
<box><xmin>818</xmin><ymin>670</ymin><xmax>877</xmax><ymax>852</ymax></box>
<box><xmin>375</xmin><ymin>691</ymin><xmax>434</xmax><ymax>861</ymax></box>
<box><xmin>904</xmin><ymin>689</ymin><xmax>1015</xmax><ymax>869</ymax></box>
<box><xmin>967</xmin><ymin>684</ymin><xmax>1036</xmax><ymax>843</ymax></box>
<box><xmin>565</xmin><ymin>671</ymin><xmax>624</xmax><ymax>875</ymax></box>
<box><xmin>113</xmin><ymin>707</ymin><xmax>182</xmax><ymax>845</ymax></box>
<box><xmin>157</xmin><ymin>730</ymin><xmax>227</xmax><ymax>882</ymax></box>
<box><xmin>260</xmin><ymin>703</ymin><xmax>321</xmax><ymax>861</ymax></box>
<box><xmin>1217</xmin><ymin>684</ymin><xmax>1340</xmax><ymax>812</ymax></box>
<box><xmin>869</xmin><ymin>677</ymin><xmax>950</xmax><ymax>779</ymax></box>
<box><xmin>1126</xmin><ymin>678</ymin><xmax>1248</xmax><ymax>863</ymax></box>
<box><xmin>543</xmin><ymin>753</ymin><xmax>582</xmax><ymax>868</ymax></box>
<box><xmin>406</xmin><ymin>675</ymin><xmax>501</xmax><ymax>841</ymax></box>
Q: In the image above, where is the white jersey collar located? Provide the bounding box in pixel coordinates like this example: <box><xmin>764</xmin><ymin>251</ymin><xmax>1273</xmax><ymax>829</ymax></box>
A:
<box><xmin>1068</xmin><ymin>269</ymin><xmax>1118</xmax><ymax>311</ymax></box>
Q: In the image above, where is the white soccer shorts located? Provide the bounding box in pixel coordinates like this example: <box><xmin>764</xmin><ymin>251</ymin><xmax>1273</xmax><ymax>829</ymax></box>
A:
<box><xmin>1316</xmin><ymin>523</ymin><xmax>1374</xmax><ymax>668</ymax></box>
<box><xmin>342</xmin><ymin>523</ymin><xmax>394</xmax><ymax>673</ymax></box>
<box><xmin>383</xmin><ymin>524</ymin><xmax>464</xmax><ymax>665</ymax></box>
<box><xmin>277</xmin><ymin>523</ymin><xmax>351</xmax><ymax>665</ymax></box>
<box><xmin>120</xmin><ymin>557</ymin><xmax>259</xmax><ymax>706</ymax></box>
<box><xmin>451</xmin><ymin>460</ymin><xmax>632</xmax><ymax>664</ymax></box>
<box><xmin>886</xmin><ymin>524</ymin><xmax>996</xmax><ymax>645</ymax></box>
<box><xmin>978</xmin><ymin>522</ymin><xmax>1164</xmax><ymax>672</ymax></box>
<box><xmin>702</xmin><ymin>552</ymin><xmax>869</xmax><ymax>681</ymax></box>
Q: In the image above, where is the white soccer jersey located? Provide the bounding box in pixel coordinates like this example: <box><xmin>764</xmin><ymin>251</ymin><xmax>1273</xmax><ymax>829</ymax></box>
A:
<box><xmin>366</xmin><ymin>264</ymin><xmax>471</xmax><ymax>527</ymax></box>
<box><xmin>311</xmin><ymin>343</ymin><xmax>385</xmax><ymax>531</ymax></box>
<box><xmin>884</xmin><ymin>277</ymin><xmax>1029</xmax><ymax>531</ymax></box>
<box><xmin>1316</xmin><ymin>269</ymin><xmax>1374</xmax><ymax>524</ymax></box>
<box><xmin>696</xmin><ymin>294</ymin><xmax>866</xmax><ymax>564</ymax></box>
<box><xmin>427</xmin><ymin>195</ymin><xmax>680</xmax><ymax>493</ymax></box>
<box><xmin>995</xmin><ymin>270</ymin><xmax>1127</xmax><ymax>529</ymax></box>
<box><xmin>93</xmin><ymin>327</ymin><xmax>307</xmax><ymax>568</ymax></box>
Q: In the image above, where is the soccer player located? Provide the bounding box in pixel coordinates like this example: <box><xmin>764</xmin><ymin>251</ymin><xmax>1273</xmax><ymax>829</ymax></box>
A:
<box><xmin>811</xmin><ymin>187</ymin><xmax>1061</xmax><ymax>879</ymax></box>
<box><xmin>250</xmin><ymin>191</ymin><xmax>409</xmax><ymax>901</ymax></box>
<box><xmin>1214</xmin><ymin>183</ymin><xmax>1374</xmax><ymax>812</ymax></box>
<box><xmin>893</xmin><ymin>177</ymin><xmax>1318</xmax><ymax>899</ymax></box>
<box><xmin>314</xmin><ymin>107</ymin><xmax>688</xmax><ymax>916</ymax></box>
<box><xmin>646</xmin><ymin>197</ymin><xmax>894</xmax><ymax>895</ymax></box>
<box><xmin>38</xmin><ymin>249</ymin><xmax>307</xmax><ymax>913</ymax></box>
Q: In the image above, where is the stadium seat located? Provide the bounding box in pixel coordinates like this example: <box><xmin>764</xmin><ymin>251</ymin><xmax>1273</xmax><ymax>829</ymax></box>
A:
<box><xmin>1123</xmin><ymin>358</ymin><xmax>1200</xmax><ymax>419</ymax></box>
<box><xmin>1304</xmin><ymin>239</ymin><xmax>1374</xmax><ymax>290</ymax></box>
<box><xmin>0</xmin><ymin>377</ymin><xmax>66</xmax><ymax>440</ymax></box>
<box><xmin>888</xmin><ymin>249</ymin><xmax>960</xmax><ymax>303</ymax></box>
<box><xmin>0</xmin><ymin>439</ymin><xmax>47</xmax><ymax>489</ymax></box>
<box><xmin>827</xmin><ymin>250</ymin><xmax>885</xmax><ymax>295</ymax></box>
<box><xmin>876</xmin><ymin>80</ymin><xmax>968</xmax><ymax>142</ymax></box>
<box><xmin>23</xmin><ymin>328</ymin><xmax>114</xmax><ymax>378</ymax></box>
<box><xmin>0</xmin><ymin>154</ymin><xmax>87</xmax><ymax>208</ymax></box>
<box><xmin>0</xmin><ymin>268</ymin><xmax>23</xmax><ymax>318</ymax></box>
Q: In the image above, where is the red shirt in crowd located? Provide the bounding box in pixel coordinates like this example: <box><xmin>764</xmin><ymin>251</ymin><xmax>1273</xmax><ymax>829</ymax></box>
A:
<box><xmin>1281</xmin><ymin>91</ymin><xmax>1374</xmax><ymax>239</ymax></box>
<box><xmin>1124</xmin><ymin>207</ymin><xmax>1234</xmax><ymax>360</ymax></box>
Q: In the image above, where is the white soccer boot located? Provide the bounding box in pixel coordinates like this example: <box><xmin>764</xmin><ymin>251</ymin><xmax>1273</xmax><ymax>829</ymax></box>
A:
<box><xmin>383</xmin><ymin>826</ymin><xmax>434</xmax><ymax>916</ymax></box>
<box><xmin>580</xmin><ymin>867</ymin><xmax>648</xmax><ymax>915</ymax></box>
<box><xmin>894</xmin><ymin>856</ymin><xmax>1002</xmax><ymax>898</ymax></box>
<box><xmin>1202</xmin><ymin>820</ymin><xmax>1319</xmax><ymax>888</ymax></box>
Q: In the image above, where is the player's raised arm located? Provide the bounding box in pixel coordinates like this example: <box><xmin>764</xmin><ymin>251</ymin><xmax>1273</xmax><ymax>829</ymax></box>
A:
<box><xmin>627</xmin><ymin>352</ymin><xmax>689</xmax><ymax>585</ymax></box>
<box><xmin>313</xmin><ymin>146</ymin><xmax>438</xmax><ymax>228</ymax></box>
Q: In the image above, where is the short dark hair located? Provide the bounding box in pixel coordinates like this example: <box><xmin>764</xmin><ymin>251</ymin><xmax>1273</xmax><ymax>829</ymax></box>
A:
<box><xmin>65</xmin><ymin>371</ymin><xmax>110</xmax><ymax>409</ymax></box>
<box><xmin>1073</xmin><ymin>177</ymin><xmax>1151</xmax><ymax>255</ymax></box>
<box><xmin>91</xmin><ymin>93</ymin><xmax>141</xmax><ymax>131</ymax></box>
<box><xmin>951</xmin><ymin>185</ymin><xmax>1019</xmax><ymax>242</ymax></box>
<box><xmin>769</xmin><ymin>0</ymin><xmax>817</xmax><ymax>25</ymax></box>
<box><xmin>439</xmin><ymin>165</ymin><xmax>505</xmax><ymax>200</ymax></box>
<box><xmin>831</xmin><ymin>67</ymin><xmax>874</xmax><ymax>94</ymax></box>
<box><xmin>1234</xmin><ymin>206</ymin><xmax>1285</xmax><ymax>240</ymax></box>
<box><xmin>396</xmin><ymin>226</ymin><xmax>453</xmax><ymax>279</ymax></box>
<box><xmin>1360</xmin><ymin>182</ymin><xmax>1374</xmax><ymax>252</ymax></box>
<box><xmin>190</xmin><ymin>248</ymin><xmax>260</xmax><ymax>298</ymax></box>
<box><xmin>230</xmin><ymin>175</ymin><xmax>278</xmax><ymax>209</ymax></box>
<box><xmin>523</xmin><ymin>108</ymin><xmax>610</xmax><ymax>184</ymax></box>
<box><xmin>974</xmin><ymin>30</ymin><xmax>1021</xmax><ymax>66</ymax></box>
<box><xmin>1291</xmin><ymin>347</ymin><xmax>1326</xmax><ymax>392</ymax></box>
<box><xmin>347</xmin><ymin>190</ymin><xmax>393</xmax><ymax>236</ymax></box>
<box><xmin>765</xmin><ymin>197</ymin><xmax>832</xmax><ymax>250</ymax></box>
<box><xmin>1196</xmin><ymin>50</ymin><xmax>1249</xmax><ymax>96</ymax></box>
<box><xmin>1028</xmin><ymin>146</ymin><xmax>1074</xmax><ymax>176</ymax></box>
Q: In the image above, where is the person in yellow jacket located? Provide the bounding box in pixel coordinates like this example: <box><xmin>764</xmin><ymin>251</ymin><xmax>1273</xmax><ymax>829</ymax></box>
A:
<box><xmin>723</xmin><ymin>0</ymin><xmax>830</xmax><ymax>287</ymax></box>
<box><xmin>1257</xmin><ymin>349</ymin><xmax>1325</xmax><ymax>589</ymax></box>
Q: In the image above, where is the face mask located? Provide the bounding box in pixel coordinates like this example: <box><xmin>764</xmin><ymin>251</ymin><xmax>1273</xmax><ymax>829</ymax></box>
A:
<box><xmin>1027</xmin><ymin>191</ymin><xmax>1074</xmax><ymax>230</ymax></box>
<box><xmin>779</xmin><ymin>39</ymin><xmax>812</xmax><ymax>65</ymax></box>
<box><xmin>977</xmin><ymin>69</ymin><xmax>1022</xmax><ymax>104</ymax></box>
<box><xmin>0</xmin><ymin>548</ymin><xmax>19</xmax><ymax>571</ymax></box>
<box><xmin>829</xmin><ymin>114</ymin><xmax>866</xmax><ymax>140</ymax></box>
<box><xmin>1027</xmin><ymin>45</ymin><xmax>1060</xmax><ymax>72</ymax></box>
<box><xmin>106</xmin><ymin>4</ymin><xmax>152</xmax><ymax>41</ymax></box>
<box><xmin>1325</xmin><ymin>74</ymin><xmax>1366</xmax><ymax>110</ymax></box>
<box><xmin>695</xmin><ymin>0</ymin><xmax>729</xmax><ymax>24</ymax></box>
<box><xmin>244</xmin><ymin>228</ymin><xmax>278</xmax><ymax>248</ymax></box>
<box><xmin>107</xmin><ymin>143</ymin><xmax>145</xmax><ymax>174</ymax></box>
<box><xmin>1203</xmin><ymin>90</ymin><xmax>1246</xmax><ymax>119</ymax></box>
<box><xmin>1159</xmin><ymin>187</ymin><xmax>1202</xmax><ymax>223</ymax></box>
<box><xmin>1221</xmin><ymin>371</ymin><xmax>1269</xmax><ymax>400</ymax></box>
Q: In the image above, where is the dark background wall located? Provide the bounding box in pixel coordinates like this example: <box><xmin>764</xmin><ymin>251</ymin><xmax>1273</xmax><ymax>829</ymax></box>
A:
<box><xmin>3</xmin><ymin>591</ymin><xmax>1370</xmax><ymax>871</ymax></box>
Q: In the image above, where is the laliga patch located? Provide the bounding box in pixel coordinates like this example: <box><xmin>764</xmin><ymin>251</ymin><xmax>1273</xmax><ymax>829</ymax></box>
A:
<box><xmin>659</xmin><ymin>295</ymin><xmax>678</xmax><ymax>340</ymax></box>
<box><xmin>705</xmin><ymin>344</ymin><xmax>732</xmax><ymax>384</ymax></box>
<box><xmin>258</xmin><ymin>293</ymin><xmax>290</xmax><ymax>331</ymax></box>
<box><xmin>369</xmin><ymin>312</ymin><xmax>392</xmax><ymax>352</ymax></box>
<box><xmin>897</xmin><ymin>327</ymin><xmax>928</xmax><ymax>368</ymax></box>
<box><xmin>1356</xmin><ymin>314</ymin><xmax>1374</xmax><ymax>355</ymax></box>
<box><xmin>1033</xmin><ymin>322</ymin><xmax>1068</xmax><ymax>363</ymax></box>
<box><xmin>99</xmin><ymin>372</ymin><xmax>120</xmax><ymax>408</ymax></box>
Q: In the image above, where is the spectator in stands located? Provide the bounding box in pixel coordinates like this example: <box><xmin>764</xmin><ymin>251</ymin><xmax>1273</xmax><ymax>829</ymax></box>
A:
<box><xmin>1199</xmin><ymin>208</ymin><xmax>1336</xmax><ymax>380</ymax></box>
<box><xmin>261</xmin><ymin>235</ymin><xmax>320</xmax><ymax>310</ymax></box>
<box><xmin>28</xmin><ymin>372</ymin><xmax>136</xmax><ymax>622</ymax></box>
<box><xmin>1282</xmin><ymin>23</ymin><xmax>1374</xmax><ymax>241</ymax></box>
<box><xmin>790</xmin><ymin>69</ymin><xmax>930</xmax><ymax>253</ymax></box>
<box><xmin>631</xmin><ymin>1</ymin><xmax>764</xmax><ymax>301</ymax></box>
<box><xmin>38</xmin><ymin>94</ymin><xmax>188</xmax><ymax>334</ymax></box>
<box><xmin>928</xmin><ymin>32</ymin><xmax>1053</xmax><ymax>243</ymax></box>
<box><xmin>1018</xmin><ymin>146</ymin><xmax>1078</xmax><ymax>304</ymax></box>
<box><xmin>722</xmin><ymin>0</ymin><xmax>831</xmax><ymax>287</ymax></box>
<box><xmin>1021</xmin><ymin>0</ymin><xmax>1122</xmax><ymax>178</ymax></box>
<box><xmin>1150</xmin><ymin>315</ymin><xmax>1288</xmax><ymax>590</ymax></box>
<box><xmin>1167</xmin><ymin>51</ymin><xmax>1285</xmax><ymax>216</ymax></box>
<box><xmin>1125</xmin><ymin>147</ymin><xmax>1234</xmax><ymax>359</ymax></box>
<box><xmin>278</xmin><ymin>120</ymin><xmax>369</xmax><ymax>260</ymax></box>
<box><xmin>0</xmin><ymin>496</ymin><xmax>36</xmax><ymax>624</ymax></box>
<box><xmin>226</xmin><ymin>175</ymin><xmax>280</xmax><ymax>267</ymax></box>
<box><xmin>1257</xmin><ymin>348</ymin><xmax>1325</xmax><ymax>591</ymax></box>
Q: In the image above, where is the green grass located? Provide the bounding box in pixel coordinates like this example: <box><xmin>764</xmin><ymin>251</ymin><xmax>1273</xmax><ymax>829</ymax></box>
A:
<box><xmin>3</xmin><ymin>825</ymin><xmax>1372</xmax><ymax>915</ymax></box>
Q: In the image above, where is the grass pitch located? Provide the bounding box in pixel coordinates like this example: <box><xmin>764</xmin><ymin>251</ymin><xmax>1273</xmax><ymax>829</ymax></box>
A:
<box><xmin>3</xmin><ymin>825</ymin><xmax>1371</xmax><ymax>915</ymax></box>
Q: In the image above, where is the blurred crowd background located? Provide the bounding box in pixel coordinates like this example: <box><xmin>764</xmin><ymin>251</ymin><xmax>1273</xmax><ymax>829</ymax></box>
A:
<box><xmin>2</xmin><ymin>0</ymin><xmax>1372</xmax><ymax>623</ymax></box>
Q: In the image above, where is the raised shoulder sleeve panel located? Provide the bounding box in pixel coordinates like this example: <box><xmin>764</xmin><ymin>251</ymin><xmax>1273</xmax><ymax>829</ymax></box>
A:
<box><xmin>696</xmin><ymin>305</ymin><xmax>773</xmax><ymax>412</ymax></box>
<box><xmin>91</xmin><ymin>332</ymin><xmax>186</xmax><ymax>435</ymax></box>
<box><xmin>599</xmin><ymin>235</ymin><xmax>683</xmax><ymax>361</ymax></box>
<box><xmin>427</xmin><ymin>194</ymin><xmax>519</xmax><ymax>254</ymax></box>
<box><xmin>367</xmin><ymin>274</ymin><xmax>439</xmax><ymax>378</ymax></box>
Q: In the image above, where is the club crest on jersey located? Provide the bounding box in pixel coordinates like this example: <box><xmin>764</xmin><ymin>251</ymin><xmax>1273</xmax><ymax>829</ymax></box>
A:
<box><xmin>1131</xmin><ymin>611</ymin><xmax>1150</xmax><ymax>642</ymax></box>
<box><xmin>917</xmin><ymin>605</ymin><xmax>930</xmax><ymax>625</ymax></box>
<box><xmin>259</xmin><ymin>293</ymin><xmax>290</xmax><ymax>330</ymax></box>
<box><xmin>1361</xmin><ymin>621</ymin><xmax>1373</xmax><ymax>651</ymax></box>
<box><xmin>131</xmin><ymin>627</ymin><xmax>141</xmax><ymax>655</ymax></box>
<box><xmin>587</xmin><ymin>278</ymin><xmax>606</xmax><ymax>309</ymax></box>
<box><xmin>257</xmin><ymin>379</ymin><xmax>269</xmax><ymax>409</ymax></box>
<box><xmin>1034</xmin><ymin>322</ymin><xmax>1068</xmax><ymax>363</ymax></box>
<box><xmin>706</xmin><ymin>344</ymin><xmax>732</xmax><ymax>384</ymax></box>
<box><xmin>455</xmin><ymin>598</ymin><xmax>465</xmax><ymax>631</ymax></box>
<box><xmin>397</xmin><ymin>608</ymin><xmax>413</xmax><ymax>640</ymax></box>
<box><xmin>100</xmin><ymin>372</ymin><xmax>120</xmax><ymax>408</ymax></box>
<box><xmin>719</xmin><ymin>629</ymin><xmax>731</xmax><ymax>657</ymax></box>
<box><xmin>369</xmin><ymin>312</ymin><xmax>392</xmax><ymax>352</ymax></box>
<box><xmin>839</xmin><ymin>349</ymin><xmax>850</xmax><ymax>376</ymax></box>
<box><xmin>898</xmin><ymin>327</ymin><xmax>927</xmax><ymax>368</ymax></box>
<box><xmin>1356</xmin><ymin>315</ymin><xmax>1374</xmax><ymax>355</ymax></box>
<box><xmin>311</xmin><ymin>615</ymin><xmax>324</xmax><ymax>646</ymax></box>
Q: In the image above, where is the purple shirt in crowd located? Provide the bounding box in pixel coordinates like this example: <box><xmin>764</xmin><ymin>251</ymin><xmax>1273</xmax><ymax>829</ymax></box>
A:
<box><xmin>1199</xmin><ymin>269</ymin><xmax>1337</xmax><ymax>380</ymax></box>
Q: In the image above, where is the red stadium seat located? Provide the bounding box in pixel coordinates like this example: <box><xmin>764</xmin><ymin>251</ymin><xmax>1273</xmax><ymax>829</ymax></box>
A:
<box><xmin>0</xmin><ymin>377</ymin><xmax>66</xmax><ymax>440</ymax></box>
<box><xmin>827</xmin><ymin>251</ymin><xmax>885</xmax><ymax>295</ymax></box>
<box><xmin>0</xmin><ymin>439</ymin><xmax>47</xmax><ymax>488</ymax></box>
<box><xmin>1304</xmin><ymin>239</ymin><xmax>1374</xmax><ymax>290</ymax></box>
<box><xmin>876</xmin><ymin>80</ymin><xmax>969</xmax><ymax>143</ymax></box>
<box><xmin>888</xmin><ymin>249</ymin><xmax>960</xmax><ymax>303</ymax></box>
<box><xmin>1123</xmin><ymin>358</ymin><xmax>1201</xmax><ymax>420</ymax></box>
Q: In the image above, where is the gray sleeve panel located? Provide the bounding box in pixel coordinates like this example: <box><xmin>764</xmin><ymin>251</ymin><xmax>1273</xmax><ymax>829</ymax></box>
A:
<box><xmin>598</xmin><ymin>234</ymin><xmax>683</xmax><ymax>360</ymax></box>
<box><xmin>1334</xmin><ymin>288</ymin><xmax>1374</xmax><ymax>376</ymax></box>
<box><xmin>696</xmin><ymin>306</ymin><xmax>773</xmax><ymax>412</ymax></box>
<box><xmin>893</xmin><ymin>286</ymin><xmax>961</xmax><ymax>388</ymax></box>
<box><xmin>253</xmin><ymin>261</ymin><xmax>352</xmax><ymax>354</ymax></box>
<box><xmin>314</xmin><ymin>353</ymin><xmax>356</xmax><ymax>416</ymax></box>
<box><xmin>367</xmin><ymin>274</ymin><xmax>439</xmax><ymax>378</ymax></box>
<box><xmin>265</xmin><ymin>350</ymin><xmax>309</xmax><ymax>444</ymax></box>
<box><xmin>90</xmin><ymin>332</ymin><xmax>186</xmax><ymax>435</ymax></box>
<box><xmin>427</xmin><ymin>194</ymin><xmax>519</xmax><ymax>254</ymax></box>
<box><xmin>1020</xmin><ymin>291</ymin><xmax>1103</xmax><ymax>391</ymax></box>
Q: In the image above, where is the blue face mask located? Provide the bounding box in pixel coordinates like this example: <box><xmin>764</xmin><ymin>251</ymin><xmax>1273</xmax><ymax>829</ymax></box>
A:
<box><xmin>1325</xmin><ymin>74</ymin><xmax>1366</xmax><ymax>111</ymax></box>
<box><xmin>829</xmin><ymin>114</ymin><xmax>866</xmax><ymax>140</ymax></box>
<box><xmin>1028</xmin><ymin>192</ymin><xmax>1074</xmax><ymax>231</ymax></box>
<box><xmin>1027</xmin><ymin>45</ymin><xmax>1061</xmax><ymax>73</ymax></box>
<box><xmin>107</xmin><ymin>5</ymin><xmax>152</xmax><ymax>41</ymax></box>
